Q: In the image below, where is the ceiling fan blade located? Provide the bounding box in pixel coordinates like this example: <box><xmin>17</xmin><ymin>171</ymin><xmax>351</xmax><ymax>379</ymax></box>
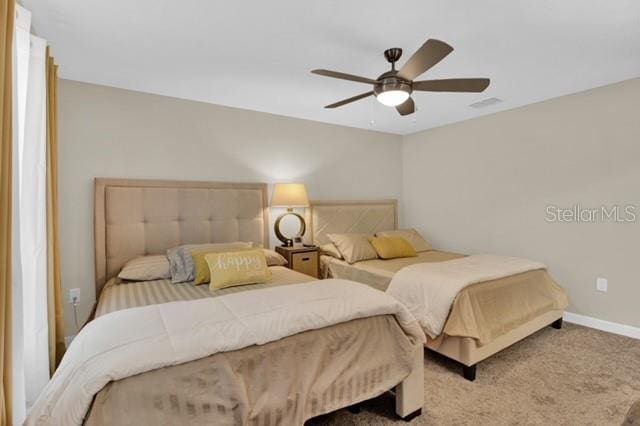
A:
<box><xmin>397</xmin><ymin>39</ymin><xmax>453</xmax><ymax>81</ymax></box>
<box><xmin>325</xmin><ymin>91</ymin><xmax>374</xmax><ymax>109</ymax></box>
<box><xmin>312</xmin><ymin>69</ymin><xmax>378</xmax><ymax>85</ymax></box>
<box><xmin>396</xmin><ymin>97</ymin><xmax>415</xmax><ymax>116</ymax></box>
<box><xmin>413</xmin><ymin>78</ymin><xmax>490</xmax><ymax>92</ymax></box>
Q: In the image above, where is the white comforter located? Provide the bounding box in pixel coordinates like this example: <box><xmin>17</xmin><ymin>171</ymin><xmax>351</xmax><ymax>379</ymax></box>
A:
<box><xmin>386</xmin><ymin>254</ymin><xmax>546</xmax><ymax>339</ymax></box>
<box><xmin>26</xmin><ymin>279</ymin><xmax>425</xmax><ymax>426</ymax></box>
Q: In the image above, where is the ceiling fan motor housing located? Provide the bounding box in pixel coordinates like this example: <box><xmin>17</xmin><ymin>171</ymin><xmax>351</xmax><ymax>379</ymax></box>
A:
<box><xmin>374</xmin><ymin>70</ymin><xmax>413</xmax><ymax>97</ymax></box>
<box><xmin>383</xmin><ymin>48</ymin><xmax>403</xmax><ymax>65</ymax></box>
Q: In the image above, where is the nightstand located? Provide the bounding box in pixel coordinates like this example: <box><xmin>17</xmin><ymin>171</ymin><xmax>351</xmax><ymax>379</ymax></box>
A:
<box><xmin>275</xmin><ymin>245</ymin><xmax>320</xmax><ymax>278</ymax></box>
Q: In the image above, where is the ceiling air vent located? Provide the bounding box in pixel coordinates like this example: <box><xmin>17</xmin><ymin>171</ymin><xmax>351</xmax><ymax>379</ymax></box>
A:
<box><xmin>469</xmin><ymin>97</ymin><xmax>503</xmax><ymax>109</ymax></box>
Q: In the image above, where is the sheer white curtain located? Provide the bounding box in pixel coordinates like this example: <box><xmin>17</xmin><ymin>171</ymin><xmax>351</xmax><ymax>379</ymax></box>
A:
<box><xmin>12</xmin><ymin>4</ymin><xmax>50</xmax><ymax>422</ymax></box>
<box><xmin>10</xmin><ymin>5</ymin><xmax>26</xmax><ymax>425</ymax></box>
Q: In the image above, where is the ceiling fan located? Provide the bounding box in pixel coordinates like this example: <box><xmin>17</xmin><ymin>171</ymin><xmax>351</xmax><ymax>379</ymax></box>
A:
<box><xmin>311</xmin><ymin>39</ymin><xmax>490</xmax><ymax>116</ymax></box>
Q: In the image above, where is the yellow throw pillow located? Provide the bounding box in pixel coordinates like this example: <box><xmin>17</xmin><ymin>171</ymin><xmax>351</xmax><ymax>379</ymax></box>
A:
<box><xmin>205</xmin><ymin>249</ymin><xmax>272</xmax><ymax>291</ymax></box>
<box><xmin>193</xmin><ymin>248</ymin><xmax>251</xmax><ymax>285</ymax></box>
<box><xmin>375</xmin><ymin>228</ymin><xmax>432</xmax><ymax>252</ymax></box>
<box><xmin>368</xmin><ymin>236</ymin><xmax>417</xmax><ymax>259</ymax></box>
<box><xmin>193</xmin><ymin>250</ymin><xmax>220</xmax><ymax>285</ymax></box>
<box><xmin>193</xmin><ymin>248</ymin><xmax>286</xmax><ymax>285</ymax></box>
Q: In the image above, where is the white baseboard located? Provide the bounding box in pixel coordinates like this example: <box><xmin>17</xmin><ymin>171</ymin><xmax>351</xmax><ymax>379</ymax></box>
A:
<box><xmin>564</xmin><ymin>312</ymin><xmax>640</xmax><ymax>339</ymax></box>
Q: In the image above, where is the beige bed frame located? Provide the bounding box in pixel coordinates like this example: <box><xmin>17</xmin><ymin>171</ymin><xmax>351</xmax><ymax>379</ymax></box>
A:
<box><xmin>310</xmin><ymin>199</ymin><xmax>564</xmax><ymax>381</ymax></box>
<box><xmin>94</xmin><ymin>179</ymin><xmax>423</xmax><ymax>419</ymax></box>
<box><xmin>94</xmin><ymin>178</ymin><xmax>271</xmax><ymax>293</ymax></box>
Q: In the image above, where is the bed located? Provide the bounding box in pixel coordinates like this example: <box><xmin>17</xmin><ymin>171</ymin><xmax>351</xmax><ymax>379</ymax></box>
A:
<box><xmin>26</xmin><ymin>180</ymin><xmax>425</xmax><ymax>425</ymax></box>
<box><xmin>309</xmin><ymin>200</ymin><xmax>568</xmax><ymax>381</ymax></box>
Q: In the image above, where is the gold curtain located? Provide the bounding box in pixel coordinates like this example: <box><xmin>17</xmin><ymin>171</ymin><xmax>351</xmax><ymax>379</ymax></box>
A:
<box><xmin>1</xmin><ymin>0</ymin><xmax>15</xmax><ymax>424</ymax></box>
<box><xmin>46</xmin><ymin>48</ymin><xmax>65</xmax><ymax>372</ymax></box>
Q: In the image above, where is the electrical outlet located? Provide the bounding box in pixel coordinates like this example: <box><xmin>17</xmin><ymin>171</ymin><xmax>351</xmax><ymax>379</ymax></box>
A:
<box><xmin>596</xmin><ymin>277</ymin><xmax>608</xmax><ymax>293</ymax></box>
<box><xmin>69</xmin><ymin>288</ymin><xmax>81</xmax><ymax>303</ymax></box>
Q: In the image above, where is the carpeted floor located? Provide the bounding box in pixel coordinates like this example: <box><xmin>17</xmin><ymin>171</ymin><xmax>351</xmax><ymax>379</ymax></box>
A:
<box><xmin>309</xmin><ymin>323</ymin><xmax>640</xmax><ymax>425</ymax></box>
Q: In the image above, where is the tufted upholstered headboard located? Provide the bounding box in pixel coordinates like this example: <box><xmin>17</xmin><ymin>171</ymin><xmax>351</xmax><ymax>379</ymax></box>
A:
<box><xmin>94</xmin><ymin>178</ymin><xmax>269</xmax><ymax>293</ymax></box>
<box><xmin>309</xmin><ymin>200</ymin><xmax>397</xmax><ymax>246</ymax></box>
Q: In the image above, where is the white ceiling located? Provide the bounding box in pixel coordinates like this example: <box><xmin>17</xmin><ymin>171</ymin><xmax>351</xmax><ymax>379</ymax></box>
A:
<box><xmin>24</xmin><ymin>0</ymin><xmax>640</xmax><ymax>135</ymax></box>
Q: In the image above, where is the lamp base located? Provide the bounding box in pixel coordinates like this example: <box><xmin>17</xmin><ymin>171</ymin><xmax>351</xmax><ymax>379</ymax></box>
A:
<box><xmin>274</xmin><ymin>211</ymin><xmax>306</xmax><ymax>247</ymax></box>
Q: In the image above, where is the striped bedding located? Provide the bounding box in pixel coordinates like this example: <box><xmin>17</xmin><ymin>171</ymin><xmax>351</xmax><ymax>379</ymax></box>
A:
<box><xmin>85</xmin><ymin>315</ymin><xmax>418</xmax><ymax>425</ymax></box>
<box><xmin>96</xmin><ymin>266</ymin><xmax>316</xmax><ymax>317</ymax></box>
<box><xmin>67</xmin><ymin>268</ymin><xmax>423</xmax><ymax>425</ymax></box>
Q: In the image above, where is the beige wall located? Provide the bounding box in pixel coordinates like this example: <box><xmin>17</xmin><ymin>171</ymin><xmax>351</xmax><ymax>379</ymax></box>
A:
<box><xmin>58</xmin><ymin>80</ymin><xmax>403</xmax><ymax>336</ymax></box>
<box><xmin>60</xmin><ymin>77</ymin><xmax>640</xmax><ymax>336</ymax></box>
<box><xmin>403</xmin><ymin>78</ymin><xmax>640</xmax><ymax>328</ymax></box>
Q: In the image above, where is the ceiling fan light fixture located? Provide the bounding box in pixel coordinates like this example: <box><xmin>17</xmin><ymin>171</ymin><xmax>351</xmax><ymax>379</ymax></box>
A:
<box><xmin>376</xmin><ymin>89</ymin><xmax>410</xmax><ymax>107</ymax></box>
<box><xmin>313</xmin><ymin>38</ymin><xmax>490</xmax><ymax>116</ymax></box>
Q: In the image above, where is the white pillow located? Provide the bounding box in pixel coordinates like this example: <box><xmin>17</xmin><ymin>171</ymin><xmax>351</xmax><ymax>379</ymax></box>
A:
<box><xmin>375</xmin><ymin>228</ymin><xmax>432</xmax><ymax>252</ymax></box>
<box><xmin>264</xmin><ymin>249</ymin><xmax>288</xmax><ymax>266</ymax></box>
<box><xmin>326</xmin><ymin>233</ymin><xmax>378</xmax><ymax>264</ymax></box>
<box><xmin>118</xmin><ymin>255</ymin><xmax>171</xmax><ymax>281</ymax></box>
<box><xmin>319</xmin><ymin>243</ymin><xmax>343</xmax><ymax>259</ymax></box>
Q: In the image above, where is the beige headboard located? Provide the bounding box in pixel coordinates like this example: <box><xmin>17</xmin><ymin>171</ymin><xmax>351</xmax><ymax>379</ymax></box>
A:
<box><xmin>309</xmin><ymin>200</ymin><xmax>397</xmax><ymax>246</ymax></box>
<box><xmin>94</xmin><ymin>178</ymin><xmax>269</xmax><ymax>292</ymax></box>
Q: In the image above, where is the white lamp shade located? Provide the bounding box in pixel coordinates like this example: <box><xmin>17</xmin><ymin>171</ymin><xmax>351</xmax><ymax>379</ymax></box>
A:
<box><xmin>271</xmin><ymin>183</ymin><xmax>310</xmax><ymax>207</ymax></box>
<box><xmin>376</xmin><ymin>90</ymin><xmax>410</xmax><ymax>107</ymax></box>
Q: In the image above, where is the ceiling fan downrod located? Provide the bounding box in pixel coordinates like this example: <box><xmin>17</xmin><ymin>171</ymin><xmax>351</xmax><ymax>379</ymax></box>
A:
<box><xmin>383</xmin><ymin>48</ymin><xmax>403</xmax><ymax>71</ymax></box>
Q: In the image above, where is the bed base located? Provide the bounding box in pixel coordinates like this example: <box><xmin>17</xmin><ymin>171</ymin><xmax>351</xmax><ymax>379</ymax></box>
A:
<box><xmin>400</xmin><ymin>408</ymin><xmax>423</xmax><ymax>422</ymax></box>
<box><xmin>426</xmin><ymin>310</ymin><xmax>564</xmax><ymax>381</ymax></box>
<box><xmin>395</xmin><ymin>345</ymin><xmax>425</xmax><ymax>419</ymax></box>
<box><xmin>463</xmin><ymin>364</ymin><xmax>477</xmax><ymax>381</ymax></box>
<box><xmin>344</xmin><ymin>345</ymin><xmax>424</xmax><ymax>421</ymax></box>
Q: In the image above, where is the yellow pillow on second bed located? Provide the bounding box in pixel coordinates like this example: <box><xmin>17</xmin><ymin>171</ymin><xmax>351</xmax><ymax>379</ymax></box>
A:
<box><xmin>205</xmin><ymin>249</ymin><xmax>272</xmax><ymax>291</ymax></box>
<box><xmin>368</xmin><ymin>236</ymin><xmax>417</xmax><ymax>259</ymax></box>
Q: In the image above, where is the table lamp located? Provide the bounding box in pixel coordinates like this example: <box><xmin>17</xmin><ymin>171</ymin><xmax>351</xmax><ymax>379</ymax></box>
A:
<box><xmin>270</xmin><ymin>183</ymin><xmax>310</xmax><ymax>247</ymax></box>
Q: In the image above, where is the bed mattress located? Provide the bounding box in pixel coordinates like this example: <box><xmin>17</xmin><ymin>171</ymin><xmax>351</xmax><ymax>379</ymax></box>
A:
<box><xmin>322</xmin><ymin>250</ymin><xmax>567</xmax><ymax>345</ymax></box>
<box><xmin>84</xmin><ymin>315</ymin><xmax>416</xmax><ymax>425</ymax></box>
<box><xmin>73</xmin><ymin>268</ymin><xmax>423</xmax><ymax>425</ymax></box>
<box><xmin>96</xmin><ymin>266</ymin><xmax>314</xmax><ymax>317</ymax></box>
<box><xmin>321</xmin><ymin>250</ymin><xmax>463</xmax><ymax>291</ymax></box>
